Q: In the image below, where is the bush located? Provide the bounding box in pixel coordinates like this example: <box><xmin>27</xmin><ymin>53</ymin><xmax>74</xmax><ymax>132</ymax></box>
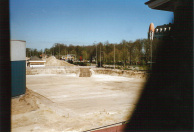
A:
<box><xmin>139</xmin><ymin>65</ymin><xmax>149</xmax><ymax>71</ymax></box>
<box><xmin>73</xmin><ymin>62</ymin><xmax>91</xmax><ymax>66</ymax></box>
<box><xmin>97</xmin><ymin>61</ymin><xmax>104</xmax><ymax>67</ymax></box>
<box><xmin>68</xmin><ymin>60</ymin><xmax>73</xmax><ymax>64</ymax></box>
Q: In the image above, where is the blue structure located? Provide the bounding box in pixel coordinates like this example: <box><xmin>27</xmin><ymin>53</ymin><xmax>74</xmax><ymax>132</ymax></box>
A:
<box><xmin>11</xmin><ymin>40</ymin><xmax>26</xmax><ymax>97</ymax></box>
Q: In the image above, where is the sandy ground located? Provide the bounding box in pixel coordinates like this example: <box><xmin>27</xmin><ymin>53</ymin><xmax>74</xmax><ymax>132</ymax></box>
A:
<box><xmin>12</xmin><ymin>73</ymin><xmax>145</xmax><ymax>132</ymax></box>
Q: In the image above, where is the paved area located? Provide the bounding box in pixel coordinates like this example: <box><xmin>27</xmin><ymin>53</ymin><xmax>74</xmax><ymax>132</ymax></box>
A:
<box><xmin>12</xmin><ymin>73</ymin><xmax>145</xmax><ymax>132</ymax></box>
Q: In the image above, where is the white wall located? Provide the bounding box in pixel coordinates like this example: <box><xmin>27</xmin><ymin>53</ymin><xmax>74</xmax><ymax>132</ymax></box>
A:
<box><xmin>10</xmin><ymin>40</ymin><xmax>26</xmax><ymax>61</ymax></box>
<box><xmin>30</xmin><ymin>65</ymin><xmax>45</xmax><ymax>68</ymax></box>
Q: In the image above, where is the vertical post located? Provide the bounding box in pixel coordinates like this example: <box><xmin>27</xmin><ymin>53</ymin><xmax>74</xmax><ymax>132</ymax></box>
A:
<box><xmin>100</xmin><ymin>45</ymin><xmax>101</xmax><ymax>67</ymax></box>
<box><xmin>95</xmin><ymin>42</ymin><xmax>97</xmax><ymax>67</ymax></box>
<box><xmin>114</xmin><ymin>44</ymin><xmax>115</xmax><ymax>69</ymax></box>
<box><xmin>59</xmin><ymin>44</ymin><xmax>60</xmax><ymax>59</ymax></box>
<box><xmin>130</xmin><ymin>49</ymin><xmax>131</xmax><ymax>65</ymax></box>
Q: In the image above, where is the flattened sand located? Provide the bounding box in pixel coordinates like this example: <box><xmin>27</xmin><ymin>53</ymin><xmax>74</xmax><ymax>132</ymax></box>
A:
<box><xmin>12</xmin><ymin>73</ymin><xmax>145</xmax><ymax>132</ymax></box>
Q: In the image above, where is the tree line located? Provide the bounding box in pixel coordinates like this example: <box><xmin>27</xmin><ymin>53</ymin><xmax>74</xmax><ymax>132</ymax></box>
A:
<box><xmin>26</xmin><ymin>39</ymin><xmax>163</xmax><ymax>66</ymax></box>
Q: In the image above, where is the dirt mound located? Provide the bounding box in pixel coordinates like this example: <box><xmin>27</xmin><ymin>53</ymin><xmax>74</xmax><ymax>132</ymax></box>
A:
<box><xmin>11</xmin><ymin>88</ymin><xmax>39</xmax><ymax>115</ymax></box>
<box><xmin>45</xmin><ymin>56</ymin><xmax>75</xmax><ymax>66</ymax></box>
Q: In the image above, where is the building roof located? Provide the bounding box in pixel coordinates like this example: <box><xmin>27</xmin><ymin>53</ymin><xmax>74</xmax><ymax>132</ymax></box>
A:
<box><xmin>149</xmin><ymin>23</ymin><xmax>155</xmax><ymax>32</ymax></box>
<box><xmin>145</xmin><ymin>0</ymin><xmax>156</xmax><ymax>5</ymax></box>
<box><xmin>30</xmin><ymin>56</ymin><xmax>42</xmax><ymax>60</ymax></box>
<box><xmin>155</xmin><ymin>23</ymin><xmax>172</xmax><ymax>29</ymax></box>
<box><xmin>145</xmin><ymin>0</ymin><xmax>173</xmax><ymax>12</ymax></box>
<box><xmin>11</xmin><ymin>40</ymin><xmax>26</xmax><ymax>42</ymax></box>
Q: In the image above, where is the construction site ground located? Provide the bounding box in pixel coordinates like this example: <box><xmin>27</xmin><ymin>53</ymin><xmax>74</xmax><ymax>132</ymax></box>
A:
<box><xmin>12</xmin><ymin>57</ymin><xmax>146</xmax><ymax>132</ymax></box>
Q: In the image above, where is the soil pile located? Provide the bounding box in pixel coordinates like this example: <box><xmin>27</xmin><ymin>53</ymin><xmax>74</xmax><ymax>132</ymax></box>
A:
<box><xmin>45</xmin><ymin>56</ymin><xmax>75</xmax><ymax>66</ymax></box>
<box><xmin>11</xmin><ymin>88</ymin><xmax>39</xmax><ymax>115</ymax></box>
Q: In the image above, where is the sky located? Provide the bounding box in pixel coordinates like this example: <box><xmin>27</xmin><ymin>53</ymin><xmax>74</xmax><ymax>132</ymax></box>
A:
<box><xmin>10</xmin><ymin>0</ymin><xmax>173</xmax><ymax>50</ymax></box>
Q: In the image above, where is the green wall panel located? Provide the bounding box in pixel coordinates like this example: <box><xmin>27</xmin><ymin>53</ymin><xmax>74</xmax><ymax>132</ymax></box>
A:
<box><xmin>11</xmin><ymin>61</ymin><xmax>26</xmax><ymax>97</ymax></box>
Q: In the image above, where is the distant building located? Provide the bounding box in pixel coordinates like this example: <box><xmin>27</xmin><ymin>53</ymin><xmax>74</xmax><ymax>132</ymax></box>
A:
<box><xmin>148</xmin><ymin>23</ymin><xmax>155</xmax><ymax>40</ymax></box>
<box><xmin>148</xmin><ymin>23</ymin><xmax>173</xmax><ymax>40</ymax></box>
<box><xmin>28</xmin><ymin>56</ymin><xmax>46</xmax><ymax>67</ymax></box>
<box><xmin>61</xmin><ymin>54</ymin><xmax>76</xmax><ymax>62</ymax></box>
<box><xmin>154</xmin><ymin>23</ymin><xmax>172</xmax><ymax>40</ymax></box>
